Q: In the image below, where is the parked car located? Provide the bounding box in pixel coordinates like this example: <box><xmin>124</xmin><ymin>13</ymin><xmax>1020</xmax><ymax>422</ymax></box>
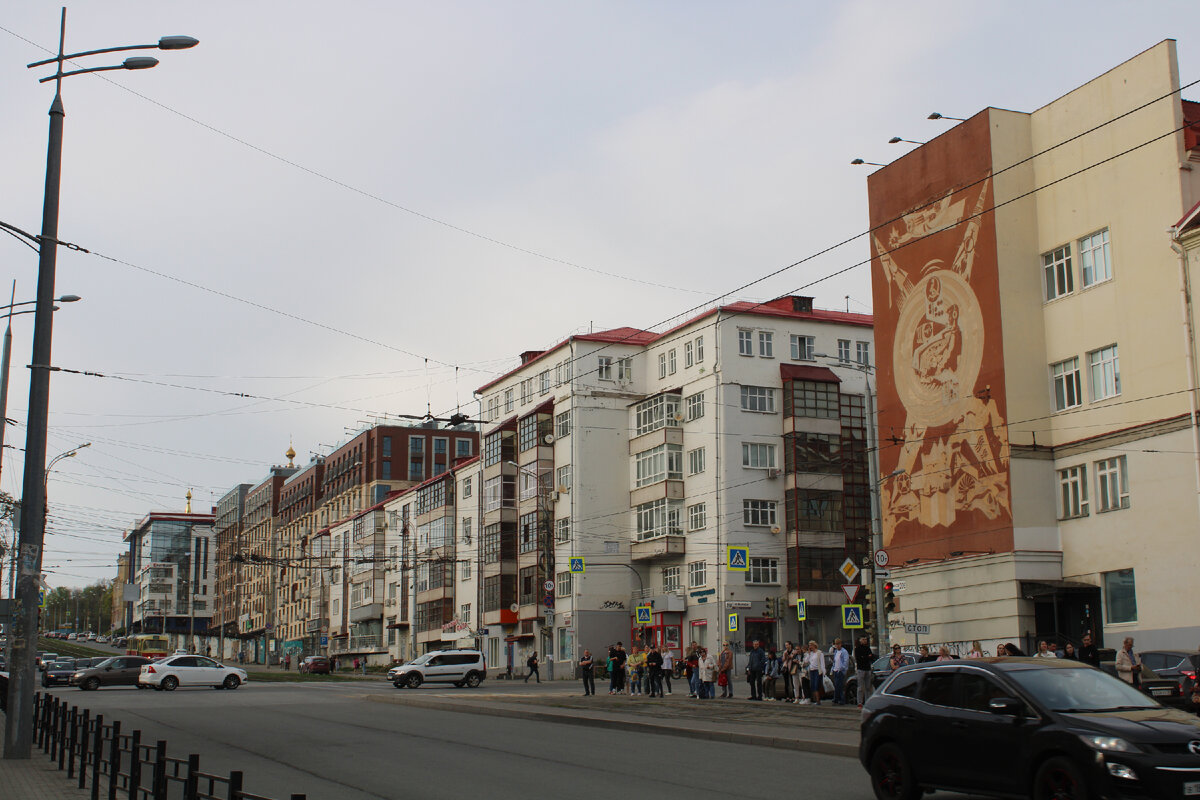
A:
<box><xmin>846</xmin><ymin>652</ymin><xmax>918</xmax><ymax>701</ymax></box>
<box><xmin>860</xmin><ymin>656</ymin><xmax>1200</xmax><ymax>800</ymax></box>
<box><xmin>298</xmin><ymin>656</ymin><xmax>331</xmax><ymax>674</ymax></box>
<box><xmin>96</xmin><ymin>635</ymin><xmax>109</xmax><ymax>644</ymax></box>
<box><xmin>1141</xmin><ymin>650</ymin><xmax>1200</xmax><ymax>696</ymax></box>
<box><xmin>41</xmin><ymin>659</ymin><xmax>78</xmax><ymax>688</ymax></box>
<box><xmin>388</xmin><ymin>649</ymin><xmax>486</xmax><ymax>689</ymax></box>
<box><xmin>138</xmin><ymin>655</ymin><xmax>248</xmax><ymax>691</ymax></box>
<box><xmin>1098</xmin><ymin>660</ymin><xmax>1188</xmax><ymax>708</ymax></box>
<box><xmin>72</xmin><ymin>656</ymin><xmax>153</xmax><ymax>691</ymax></box>
<box><xmin>36</xmin><ymin>652</ymin><xmax>59</xmax><ymax>669</ymax></box>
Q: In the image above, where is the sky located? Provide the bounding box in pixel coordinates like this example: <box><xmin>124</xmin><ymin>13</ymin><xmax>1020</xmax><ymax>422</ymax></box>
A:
<box><xmin>0</xmin><ymin>1</ymin><xmax>1196</xmax><ymax>590</ymax></box>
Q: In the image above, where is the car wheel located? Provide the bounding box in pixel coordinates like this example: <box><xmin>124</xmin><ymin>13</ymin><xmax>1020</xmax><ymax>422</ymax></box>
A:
<box><xmin>223</xmin><ymin>675</ymin><xmax>241</xmax><ymax>690</ymax></box>
<box><xmin>405</xmin><ymin>673</ymin><xmax>423</xmax><ymax>689</ymax></box>
<box><xmin>465</xmin><ymin>672</ymin><xmax>482</xmax><ymax>688</ymax></box>
<box><xmin>1033</xmin><ymin>756</ymin><xmax>1089</xmax><ymax>800</ymax></box>
<box><xmin>392</xmin><ymin>680</ymin><xmax>405</xmax><ymax>689</ymax></box>
<box><xmin>869</xmin><ymin>742</ymin><xmax>922</xmax><ymax>800</ymax></box>
<box><xmin>83</xmin><ymin>678</ymin><xmax>100</xmax><ymax>691</ymax></box>
<box><xmin>161</xmin><ymin>676</ymin><xmax>178</xmax><ymax>692</ymax></box>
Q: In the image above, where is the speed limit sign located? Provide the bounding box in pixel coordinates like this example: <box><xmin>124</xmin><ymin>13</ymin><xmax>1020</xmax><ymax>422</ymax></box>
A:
<box><xmin>874</xmin><ymin>550</ymin><xmax>889</xmax><ymax>568</ymax></box>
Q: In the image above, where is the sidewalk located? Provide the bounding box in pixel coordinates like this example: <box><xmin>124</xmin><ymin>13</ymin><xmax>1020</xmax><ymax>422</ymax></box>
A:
<box><xmin>0</xmin><ymin>752</ymin><xmax>94</xmax><ymax>800</ymax></box>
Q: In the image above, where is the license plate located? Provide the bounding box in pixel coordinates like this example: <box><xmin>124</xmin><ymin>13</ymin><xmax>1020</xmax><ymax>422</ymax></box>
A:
<box><xmin>1151</xmin><ymin>688</ymin><xmax>1172</xmax><ymax>696</ymax></box>
<box><xmin>1184</xmin><ymin>781</ymin><xmax>1200</xmax><ymax>796</ymax></box>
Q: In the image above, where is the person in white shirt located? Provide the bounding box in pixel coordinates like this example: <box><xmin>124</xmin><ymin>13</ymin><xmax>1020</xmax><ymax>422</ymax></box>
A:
<box><xmin>830</xmin><ymin>638</ymin><xmax>850</xmax><ymax>705</ymax></box>
<box><xmin>1034</xmin><ymin>640</ymin><xmax>1057</xmax><ymax>659</ymax></box>
<box><xmin>660</xmin><ymin>649</ymin><xmax>674</xmax><ymax>695</ymax></box>
<box><xmin>697</xmin><ymin>647</ymin><xmax>717</xmax><ymax>699</ymax></box>
<box><xmin>803</xmin><ymin>641</ymin><xmax>827</xmax><ymax>706</ymax></box>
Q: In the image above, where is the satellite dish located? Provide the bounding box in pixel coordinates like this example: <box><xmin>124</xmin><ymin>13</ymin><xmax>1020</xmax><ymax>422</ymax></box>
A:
<box><xmin>543</xmin><ymin>433</ymin><xmax>555</xmax><ymax>445</ymax></box>
<box><xmin>509</xmin><ymin>603</ymin><xmax>519</xmax><ymax>614</ymax></box>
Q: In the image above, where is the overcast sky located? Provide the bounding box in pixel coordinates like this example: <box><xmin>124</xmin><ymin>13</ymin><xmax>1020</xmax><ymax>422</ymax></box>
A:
<box><xmin>1</xmin><ymin>1</ymin><xmax>1195</xmax><ymax>590</ymax></box>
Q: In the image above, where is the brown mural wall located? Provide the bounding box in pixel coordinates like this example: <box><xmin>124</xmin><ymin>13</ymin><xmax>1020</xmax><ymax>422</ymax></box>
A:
<box><xmin>867</xmin><ymin>115</ymin><xmax>1013</xmax><ymax>565</ymax></box>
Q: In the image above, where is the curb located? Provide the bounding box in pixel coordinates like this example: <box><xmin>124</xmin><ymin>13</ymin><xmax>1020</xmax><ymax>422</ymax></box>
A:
<box><xmin>364</xmin><ymin>693</ymin><xmax>859</xmax><ymax>758</ymax></box>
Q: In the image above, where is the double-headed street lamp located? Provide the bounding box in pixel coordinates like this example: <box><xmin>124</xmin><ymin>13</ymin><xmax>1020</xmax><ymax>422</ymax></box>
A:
<box><xmin>5</xmin><ymin>10</ymin><xmax>196</xmax><ymax>759</ymax></box>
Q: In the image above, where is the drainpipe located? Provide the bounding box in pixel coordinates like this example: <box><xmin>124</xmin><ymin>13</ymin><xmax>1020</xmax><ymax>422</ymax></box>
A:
<box><xmin>1169</xmin><ymin>231</ymin><xmax>1200</xmax><ymax>523</ymax></box>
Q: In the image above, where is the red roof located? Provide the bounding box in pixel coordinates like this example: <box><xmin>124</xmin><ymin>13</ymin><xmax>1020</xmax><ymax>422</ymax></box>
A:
<box><xmin>780</xmin><ymin>364</ymin><xmax>842</xmax><ymax>383</ymax></box>
<box><xmin>1177</xmin><ymin>198</ymin><xmax>1200</xmax><ymax>233</ymax></box>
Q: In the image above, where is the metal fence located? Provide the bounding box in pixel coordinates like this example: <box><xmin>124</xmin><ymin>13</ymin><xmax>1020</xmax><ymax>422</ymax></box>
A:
<box><xmin>31</xmin><ymin>692</ymin><xmax>306</xmax><ymax>800</ymax></box>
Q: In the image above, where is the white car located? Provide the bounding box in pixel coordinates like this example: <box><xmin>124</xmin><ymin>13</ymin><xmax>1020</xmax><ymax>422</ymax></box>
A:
<box><xmin>138</xmin><ymin>655</ymin><xmax>248</xmax><ymax>691</ymax></box>
<box><xmin>387</xmin><ymin>649</ymin><xmax>487</xmax><ymax>689</ymax></box>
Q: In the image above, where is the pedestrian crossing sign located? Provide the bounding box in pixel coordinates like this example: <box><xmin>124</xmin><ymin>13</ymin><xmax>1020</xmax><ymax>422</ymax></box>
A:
<box><xmin>727</xmin><ymin>546</ymin><xmax>749</xmax><ymax>571</ymax></box>
<box><xmin>841</xmin><ymin>604</ymin><xmax>865</xmax><ymax>629</ymax></box>
<box><xmin>635</xmin><ymin>605</ymin><xmax>652</xmax><ymax>624</ymax></box>
<box><xmin>728</xmin><ymin>613</ymin><xmax>739</xmax><ymax>632</ymax></box>
<box><xmin>569</xmin><ymin>557</ymin><xmax>586</xmax><ymax>574</ymax></box>
<box><xmin>796</xmin><ymin>598</ymin><xmax>807</xmax><ymax>621</ymax></box>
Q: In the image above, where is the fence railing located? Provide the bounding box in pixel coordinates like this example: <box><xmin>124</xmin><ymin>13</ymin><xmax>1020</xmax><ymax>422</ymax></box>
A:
<box><xmin>31</xmin><ymin>692</ymin><xmax>307</xmax><ymax>800</ymax></box>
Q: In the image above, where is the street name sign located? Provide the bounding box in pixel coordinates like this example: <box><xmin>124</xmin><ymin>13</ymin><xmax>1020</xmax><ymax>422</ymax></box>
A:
<box><xmin>904</xmin><ymin>623</ymin><xmax>930</xmax><ymax>635</ymax></box>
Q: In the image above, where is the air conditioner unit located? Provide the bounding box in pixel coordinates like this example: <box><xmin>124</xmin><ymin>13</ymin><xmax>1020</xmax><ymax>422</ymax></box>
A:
<box><xmin>543</xmin><ymin>433</ymin><xmax>555</xmax><ymax>445</ymax></box>
<box><xmin>767</xmin><ymin>468</ymin><xmax>782</xmax><ymax>479</ymax></box>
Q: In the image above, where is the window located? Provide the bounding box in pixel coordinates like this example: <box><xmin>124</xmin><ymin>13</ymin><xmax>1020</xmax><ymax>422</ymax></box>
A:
<box><xmin>790</xmin><ymin>334</ymin><xmax>814</xmax><ymax>361</ymax></box>
<box><xmin>738</xmin><ymin>330</ymin><xmax>754</xmax><ymax>356</ymax></box>
<box><xmin>455</xmin><ymin>439</ymin><xmax>472</xmax><ymax>458</ymax></box>
<box><xmin>743</xmin><ymin>500</ymin><xmax>777</xmax><ymax>527</ymax></box>
<box><xmin>741</xmin><ymin>442</ymin><xmax>777</xmax><ymax>469</ymax></box>
<box><xmin>685</xmin><ymin>392</ymin><xmax>704</xmax><ymax>421</ymax></box>
<box><xmin>684</xmin><ymin>341</ymin><xmax>694</xmax><ymax>368</ymax></box>
<box><xmin>740</xmin><ymin>385</ymin><xmax>776</xmax><ymax>413</ymax></box>
<box><xmin>461</xmin><ymin>604</ymin><xmax>471</xmax><ymax>624</ymax></box>
<box><xmin>556</xmin><ymin>571</ymin><xmax>573</xmax><ymax>597</ymax></box>
<box><xmin>786</xmin><ymin>379</ymin><xmax>839</xmax><ymax>419</ymax></box>
<box><xmin>555</xmin><ymin>410</ymin><xmax>572</xmax><ymax>438</ymax></box>
<box><xmin>747</xmin><ymin>557</ymin><xmax>779</xmax><ymax>585</ymax></box>
<box><xmin>461</xmin><ymin>517</ymin><xmax>472</xmax><ymax>544</ymax></box>
<box><xmin>540</xmin><ymin>370</ymin><xmax>550</xmax><ymax>395</ymax></box>
<box><xmin>635</xmin><ymin>444</ymin><xmax>683</xmax><ymax>487</ymax></box>
<box><xmin>1051</xmin><ymin>358</ymin><xmax>1082</xmax><ymax>411</ymax></box>
<box><xmin>520</xmin><ymin>378</ymin><xmax>533</xmax><ymax>404</ymax></box>
<box><xmin>486</xmin><ymin>395</ymin><xmax>500</xmax><ymax>421</ymax></box>
<box><xmin>1103</xmin><ymin>568</ymin><xmax>1137</xmax><ymax>624</ymax></box>
<box><xmin>668</xmin><ymin>349</ymin><xmax>677</xmax><ymax>375</ymax></box>
<box><xmin>687</xmin><ymin>447</ymin><xmax>705</xmax><ymax>475</ymax></box>
<box><xmin>1059</xmin><ymin>465</ymin><xmax>1088</xmax><ymax>519</ymax></box>
<box><xmin>410</xmin><ymin>437</ymin><xmax>425</xmax><ymax>454</ymax></box>
<box><xmin>554</xmin><ymin>517</ymin><xmax>570</xmax><ymax>543</ymax></box>
<box><xmin>688</xmin><ymin>560</ymin><xmax>707</xmax><ymax>588</ymax></box>
<box><xmin>433</xmin><ymin>437</ymin><xmax>448</xmax><ymax>455</ymax></box>
<box><xmin>695</xmin><ymin>336</ymin><xmax>704</xmax><ymax>363</ymax></box>
<box><xmin>687</xmin><ymin>502</ymin><xmax>706</xmax><ymax>531</ymax></box>
<box><xmin>662</xmin><ymin>567</ymin><xmax>681</xmax><ymax>592</ymax></box>
<box><xmin>837</xmin><ymin>339</ymin><xmax>851</xmax><ymax>363</ymax></box>
<box><xmin>856</xmin><ymin>341</ymin><xmax>870</xmax><ymax>365</ymax></box>
<box><xmin>556</xmin><ymin>465</ymin><xmax>572</xmax><ymax>491</ymax></box>
<box><xmin>381</xmin><ymin>462</ymin><xmax>392</xmax><ymax>480</ymax></box>
<box><xmin>382</xmin><ymin>436</ymin><xmax>392</xmax><ymax>457</ymax></box>
<box><xmin>635</xmin><ymin>498</ymin><xmax>683</xmax><ymax>541</ymax></box>
<box><xmin>634</xmin><ymin>394</ymin><xmax>681</xmax><ymax>436</ymax></box>
<box><xmin>1080</xmin><ymin>228</ymin><xmax>1111</xmax><ymax>287</ymax></box>
<box><xmin>598</xmin><ymin>356</ymin><xmax>613</xmax><ymax>381</ymax></box>
<box><xmin>1088</xmin><ymin>345</ymin><xmax>1120</xmax><ymax>401</ymax></box>
<box><xmin>658</xmin><ymin>353</ymin><xmax>667</xmax><ymax>379</ymax></box>
<box><xmin>758</xmin><ymin>331</ymin><xmax>774</xmax><ymax>358</ymax></box>
<box><xmin>918</xmin><ymin>671</ymin><xmax>957</xmax><ymax>707</ymax></box>
<box><xmin>461</xmin><ymin>560</ymin><xmax>471</xmax><ymax>580</ymax></box>
<box><xmin>1095</xmin><ymin>456</ymin><xmax>1129</xmax><ymax>512</ymax></box>
<box><xmin>617</xmin><ymin>357</ymin><xmax>633</xmax><ymax>381</ymax></box>
<box><xmin>409</xmin><ymin>459</ymin><xmax>423</xmax><ymax>481</ymax></box>
<box><xmin>504</xmin><ymin>388</ymin><xmax>514</xmax><ymax>413</ymax></box>
<box><xmin>1043</xmin><ymin>244</ymin><xmax>1073</xmax><ymax>300</ymax></box>
<box><xmin>461</xmin><ymin>477</ymin><xmax>472</xmax><ymax>499</ymax></box>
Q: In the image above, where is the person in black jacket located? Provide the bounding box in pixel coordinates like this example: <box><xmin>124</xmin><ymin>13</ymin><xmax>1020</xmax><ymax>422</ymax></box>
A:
<box><xmin>1078</xmin><ymin>632</ymin><xmax>1100</xmax><ymax>666</ymax></box>
<box><xmin>853</xmin><ymin>635</ymin><xmax>876</xmax><ymax>707</ymax></box>
<box><xmin>746</xmin><ymin>639</ymin><xmax>766</xmax><ymax>700</ymax></box>
<box><xmin>645</xmin><ymin>646</ymin><xmax>664</xmax><ymax>697</ymax></box>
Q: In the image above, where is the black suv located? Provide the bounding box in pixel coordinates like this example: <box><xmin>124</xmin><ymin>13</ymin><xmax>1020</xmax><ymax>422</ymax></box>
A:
<box><xmin>860</xmin><ymin>657</ymin><xmax>1200</xmax><ymax>800</ymax></box>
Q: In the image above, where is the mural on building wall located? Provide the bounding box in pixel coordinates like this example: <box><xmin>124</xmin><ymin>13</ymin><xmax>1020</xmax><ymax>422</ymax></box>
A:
<box><xmin>871</xmin><ymin>167</ymin><xmax>1012</xmax><ymax>559</ymax></box>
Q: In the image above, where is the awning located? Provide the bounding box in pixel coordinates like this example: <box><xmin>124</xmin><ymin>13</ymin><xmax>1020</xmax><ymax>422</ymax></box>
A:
<box><xmin>1020</xmin><ymin>580</ymin><xmax>1100</xmax><ymax>598</ymax></box>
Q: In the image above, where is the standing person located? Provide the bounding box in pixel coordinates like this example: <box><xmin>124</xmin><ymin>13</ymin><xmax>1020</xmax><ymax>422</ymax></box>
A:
<box><xmin>685</xmin><ymin>644</ymin><xmax>701</xmax><ymax>698</ymax></box>
<box><xmin>967</xmin><ymin>640</ymin><xmax>984</xmax><ymax>659</ymax></box>
<box><xmin>780</xmin><ymin>643</ymin><xmax>795</xmax><ymax>702</ymax></box>
<box><xmin>361</xmin><ymin>657</ymin><xmax>367</xmax><ymax>676</ymax></box>
<box><xmin>607</xmin><ymin>646</ymin><xmax>620</xmax><ymax>694</ymax></box>
<box><xmin>579</xmin><ymin>649</ymin><xmax>595</xmax><ymax>696</ymax></box>
<box><xmin>746</xmin><ymin>639</ymin><xmax>766</xmax><ymax>701</ymax></box>
<box><xmin>718</xmin><ymin>642</ymin><xmax>735</xmax><ymax>699</ymax></box>
<box><xmin>526</xmin><ymin>651</ymin><xmax>541</xmax><ymax>683</ymax></box>
<box><xmin>1116</xmin><ymin>637</ymin><xmax>1141</xmax><ymax>687</ymax></box>
<box><xmin>629</xmin><ymin>646</ymin><xmax>645</xmax><ymax>696</ymax></box>
<box><xmin>889</xmin><ymin>644</ymin><xmax>906</xmax><ymax>671</ymax></box>
<box><xmin>1079</xmin><ymin>632</ymin><xmax>1100</xmax><ymax>666</ymax></box>
<box><xmin>660</xmin><ymin>648</ymin><xmax>674</xmax><ymax>695</ymax></box>
<box><xmin>697</xmin><ymin>647</ymin><xmax>716</xmax><ymax>699</ymax></box>
<box><xmin>284</xmin><ymin>653</ymin><xmax>291</xmax><ymax>671</ymax></box>
<box><xmin>763</xmin><ymin>649</ymin><xmax>780</xmax><ymax>700</ymax></box>
<box><xmin>353</xmin><ymin>657</ymin><xmax>360</xmax><ymax>673</ymax></box>
<box><xmin>646</xmin><ymin>645</ymin><xmax>664</xmax><ymax>698</ymax></box>
<box><xmin>804</xmin><ymin>641</ymin><xmax>826</xmax><ymax>706</ymax></box>
<box><xmin>854</xmin><ymin>635</ymin><xmax>875</xmax><ymax>708</ymax></box>
<box><xmin>830</xmin><ymin>638</ymin><xmax>850</xmax><ymax>705</ymax></box>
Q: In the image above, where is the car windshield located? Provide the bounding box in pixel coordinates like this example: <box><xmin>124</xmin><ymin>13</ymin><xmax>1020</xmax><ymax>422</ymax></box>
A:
<box><xmin>1008</xmin><ymin>665</ymin><xmax>1159</xmax><ymax>712</ymax></box>
<box><xmin>408</xmin><ymin>654</ymin><xmax>433</xmax><ymax>666</ymax></box>
<box><xmin>92</xmin><ymin>658</ymin><xmax>116</xmax><ymax>669</ymax></box>
<box><xmin>52</xmin><ymin>660</ymin><xmax>75</xmax><ymax>669</ymax></box>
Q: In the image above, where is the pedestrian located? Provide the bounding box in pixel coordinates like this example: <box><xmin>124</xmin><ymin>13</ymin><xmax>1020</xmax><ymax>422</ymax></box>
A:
<box><xmin>1079</xmin><ymin>632</ymin><xmax>1100</xmax><ymax>666</ymax></box>
<box><xmin>646</xmin><ymin>645</ymin><xmax>664</xmax><ymax>697</ymax></box>
<box><xmin>526</xmin><ymin>651</ymin><xmax>540</xmax><ymax>683</ymax></box>
<box><xmin>967</xmin><ymin>640</ymin><xmax>984</xmax><ymax>659</ymax></box>
<box><xmin>579</xmin><ymin>649</ymin><xmax>596</xmax><ymax>696</ymax></box>
<box><xmin>237</xmin><ymin>650</ymin><xmax>245</xmax><ymax>665</ymax></box>
<box><xmin>746</xmin><ymin>639</ymin><xmax>766</xmax><ymax>701</ymax></box>
<box><xmin>718</xmin><ymin>642</ymin><xmax>735</xmax><ymax>699</ymax></box>
<box><xmin>361</xmin><ymin>657</ymin><xmax>367</xmax><ymax>676</ymax></box>
<box><xmin>780</xmin><ymin>643</ymin><xmax>795</xmax><ymax>702</ymax></box>
<box><xmin>686</xmin><ymin>643</ymin><xmax>700</xmax><ymax>698</ymax></box>
<box><xmin>1035</xmin><ymin>640</ymin><xmax>1056</xmax><ymax>658</ymax></box>
<box><xmin>660</xmin><ymin>648</ymin><xmax>674</xmax><ymax>695</ymax></box>
<box><xmin>608</xmin><ymin>643</ymin><xmax>627</xmax><ymax>694</ymax></box>
<box><xmin>698</xmin><ymin>647</ymin><xmax>716</xmax><ymax>699</ymax></box>
<box><xmin>205</xmin><ymin>644</ymin><xmax>211</xmax><ymax>658</ymax></box>
<box><xmin>630</xmin><ymin>646</ymin><xmax>646</xmax><ymax>696</ymax></box>
<box><xmin>854</xmin><ymin>635</ymin><xmax>875</xmax><ymax>708</ymax></box>
<box><xmin>889</xmin><ymin>644</ymin><xmax>906</xmax><ymax>671</ymax></box>
<box><xmin>917</xmin><ymin>645</ymin><xmax>935</xmax><ymax>663</ymax></box>
<box><xmin>331</xmin><ymin>655</ymin><xmax>338</xmax><ymax>672</ymax></box>
<box><xmin>831</xmin><ymin>638</ymin><xmax>850</xmax><ymax>704</ymax></box>
<box><xmin>936</xmin><ymin>646</ymin><xmax>953</xmax><ymax>662</ymax></box>
<box><xmin>1116</xmin><ymin>637</ymin><xmax>1141</xmax><ymax>687</ymax></box>
<box><xmin>763</xmin><ymin>649</ymin><xmax>780</xmax><ymax>700</ymax></box>
<box><xmin>284</xmin><ymin>653</ymin><xmax>291</xmax><ymax>671</ymax></box>
<box><xmin>1062</xmin><ymin>642</ymin><xmax>1078</xmax><ymax>660</ymax></box>
<box><xmin>353</xmin><ymin>657</ymin><xmax>359</xmax><ymax>672</ymax></box>
<box><xmin>1002</xmin><ymin>642</ymin><xmax>1026</xmax><ymax>656</ymax></box>
<box><xmin>804</xmin><ymin>641</ymin><xmax>826</xmax><ymax>706</ymax></box>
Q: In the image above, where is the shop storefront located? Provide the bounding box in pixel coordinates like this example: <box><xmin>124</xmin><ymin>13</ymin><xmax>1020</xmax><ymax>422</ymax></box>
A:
<box><xmin>630</xmin><ymin>611</ymin><xmax>683</xmax><ymax>658</ymax></box>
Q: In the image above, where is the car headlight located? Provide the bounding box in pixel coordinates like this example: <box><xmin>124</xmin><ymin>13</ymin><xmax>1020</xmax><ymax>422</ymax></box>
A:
<box><xmin>73</xmin><ymin>673</ymin><xmax>82</xmax><ymax>679</ymax></box>
<box><xmin>1079</xmin><ymin>734</ymin><xmax>1140</xmax><ymax>753</ymax></box>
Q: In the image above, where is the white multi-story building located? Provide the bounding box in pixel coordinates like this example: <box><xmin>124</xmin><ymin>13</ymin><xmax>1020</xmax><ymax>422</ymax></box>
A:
<box><xmin>124</xmin><ymin>510</ymin><xmax>215</xmax><ymax>651</ymax></box>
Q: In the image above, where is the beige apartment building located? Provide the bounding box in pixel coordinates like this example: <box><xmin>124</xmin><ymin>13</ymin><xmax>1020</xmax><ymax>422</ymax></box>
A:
<box><xmin>867</xmin><ymin>41</ymin><xmax>1200</xmax><ymax>652</ymax></box>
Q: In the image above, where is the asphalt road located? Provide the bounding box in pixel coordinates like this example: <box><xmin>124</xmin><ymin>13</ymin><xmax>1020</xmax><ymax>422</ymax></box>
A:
<box><xmin>30</xmin><ymin>681</ymin><xmax>994</xmax><ymax>800</ymax></box>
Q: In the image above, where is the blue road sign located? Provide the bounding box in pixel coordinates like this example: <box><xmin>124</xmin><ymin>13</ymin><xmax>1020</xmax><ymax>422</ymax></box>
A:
<box><xmin>635</xmin><ymin>605</ymin><xmax>652</xmax><ymax>624</ymax></box>
<box><xmin>796</xmin><ymin>598</ymin><xmax>807</xmax><ymax>621</ymax></box>
<box><xmin>320</xmin><ymin>636</ymin><xmax>328</xmax><ymax>646</ymax></box>
<box><xmin>727</xmin><ymin>613</ymin><xmax>739</xmax><ymax>632</ymax></box>
<box><xmin>841</xmin><ymin>604</ymin><xmax>865</xmax><ymax>629</ymax></box>
<box><xmin>727</xmin><ymin>546</ymin><xmax>749</xmax><ymax>571</ymax></box>
<box><xmin>569</xmin><ymin>557</ymin><xmax>586</xmax><ymax>573</ymax></box>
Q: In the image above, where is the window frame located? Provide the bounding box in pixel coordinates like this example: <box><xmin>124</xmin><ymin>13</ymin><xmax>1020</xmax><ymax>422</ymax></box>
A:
<box><xmin>746</xmin><ymin>557</ymin><xmax>780</xmax><ymax>586</ymax></box>
<box><xmin>741</xmin><ymin>442</ymin><xmax>777</xmax><ymax>469</ymax></box>
<box><xmin>1094</xmin><ymin>455</ymin><xmax>1130</xmax><ymax>512</ymax></box>
<box><xmin>790</xmin><ymin>334</ymin><xmax>814</xmax><ymax>361</ymax></box>
<box><xmin>686</xmin><ymin>502</ymin><xmax>706</xmax><ymax>532</ymax></box>
<box><xmin>758</xmin><ymin>331</ymin><xmax>774</xmax><ymax>358</ymax></box>
<box><xmin>738</xmin><ymin>329</ymin><xmax>754</xmax><ymax>357</ymax></box>
<box><xmin>1059</xmin><ymin>464</ymin><xmax>1089</xmax><ymax>519</ymax></box>
<box><xmin>743</xmin><ymin>499</ymin><xmax>777</xmax><ymax>527</ymax></box>
<box><xmin>1043</xmin><ymin>244</ymin><xmax>1074</xmax><ymax>301</ymax></box>
<box><xmin>1088</xmin><ymin>344</ymin><xmax>1120</xmax><ymax>402</ymax></box>
<box><xmin>740</xmin><ymin>385</ymin><xmax>776</xmax><ymax>414</ymax></box>
<box><xmin>1079</xmin><ymin>228</ymin><xmax>1111</xmax><ymax>288</ymax></box>
<box><xmin>1050</xmin><ymin>357</ymin><xmax>1083</xmax><ymax>412</ymax></box>
<box><xmin>688</xmin><ymin>560</ymin><xmax>707</xmax><ymax>588</ymax></box>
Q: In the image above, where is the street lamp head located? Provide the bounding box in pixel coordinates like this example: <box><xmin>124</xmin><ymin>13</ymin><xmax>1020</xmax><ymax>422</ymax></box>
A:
<box><xmin>57</xmin><ymin>295</ymin><xmax>81</xmax><ymax>303</ymax></box>
<box><xmin>158</xmin><ymin>36</ymin><xmax>199</xmax><ymax>50</ymax></box>
<box><xmin>122</xmin><ymin>56</ymin><xmax>159</xmax><ymax>71</ymax></box>
<box><xmin>888</xmin><ymin>137</ymin><xmax>902</xmax><ymax>144</ymax></box>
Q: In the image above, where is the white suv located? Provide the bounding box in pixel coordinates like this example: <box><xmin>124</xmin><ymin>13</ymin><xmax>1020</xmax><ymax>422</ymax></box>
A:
<box><xmin>388</xmin><ymin>649</ymin><xmax>486</xmax><ymax>689</ymax></box>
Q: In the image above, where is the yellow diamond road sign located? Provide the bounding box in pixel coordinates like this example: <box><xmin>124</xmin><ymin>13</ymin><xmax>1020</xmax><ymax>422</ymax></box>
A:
<box><xmin>839</xmin><ymin>557</ymin><xmax>860</xmax><ymax>584</ymax></box>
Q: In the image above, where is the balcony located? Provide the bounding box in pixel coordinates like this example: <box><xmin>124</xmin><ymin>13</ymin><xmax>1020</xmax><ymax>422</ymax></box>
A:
<box><xmin>631</xmin><ymin>588</ymin><xmax>687</xmax><ymax>612</ymax></box>
<box><xmin>328</xmin><ymin>635</ymin><xmax>384</xmax><ymax>654</ymax></box>
<box><xmin>630</xmin><ymin>535</ymin><xmax>686</xmax><ymax>562</ymax></box>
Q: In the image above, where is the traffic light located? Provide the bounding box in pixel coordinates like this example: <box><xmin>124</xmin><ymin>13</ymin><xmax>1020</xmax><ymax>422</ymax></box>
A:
<box><xmin>765</xmin><ymin>597</ymin><xmax>777</xmax><ymax>618</ymax></box>
<box><xmin>884</xmin><ymin>581</ymin><xmax>898</xmax><ymax>613</ymax></box>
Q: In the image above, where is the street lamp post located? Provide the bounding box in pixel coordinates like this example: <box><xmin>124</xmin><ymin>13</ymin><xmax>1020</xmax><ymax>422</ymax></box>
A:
<box><xmin>5</xmin><ymin>10</ymin><xmax>196</xmax><ymax>759</ymax></box>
